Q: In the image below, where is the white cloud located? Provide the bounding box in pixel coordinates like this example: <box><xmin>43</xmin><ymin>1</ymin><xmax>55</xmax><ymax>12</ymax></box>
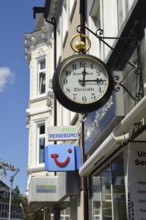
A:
<box><xmin>0</xmin><ymin>67</ymin><xmax>14</xmax><ymax>92</ymax></box>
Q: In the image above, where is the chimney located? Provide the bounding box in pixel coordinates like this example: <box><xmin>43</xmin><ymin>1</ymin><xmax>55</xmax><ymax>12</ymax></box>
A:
<box><xmin>33</xmin><ymin>7</ymin><xmax>45</xmax><ymax>24</ymax></box>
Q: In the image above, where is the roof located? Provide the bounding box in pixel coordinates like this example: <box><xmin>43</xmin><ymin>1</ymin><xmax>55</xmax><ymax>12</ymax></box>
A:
<box><xmin>0</xmin><ymin>180</ymin><xmax>9</xmax><ymax>189</ymax></box>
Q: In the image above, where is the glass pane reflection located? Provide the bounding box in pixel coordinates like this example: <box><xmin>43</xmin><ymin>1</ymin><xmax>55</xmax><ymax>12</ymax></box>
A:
<box><xmin>101</xmin><ymin>166</ymin><xmax>112</xmax><ymax>220</ymax></box>
<box><xmin>92</xmin><ymin>153</ymin><xmax>127</xmax><ymax>220</ymax></box>
<box><xmin>111</xmin><ymin>155</ymin><xmax>127</xmax><ymax>220</ymax></box>
<box><xmin>93</xmin><ymin>176</ymin><xmax>101</xmax><ymax>219</ymax></box>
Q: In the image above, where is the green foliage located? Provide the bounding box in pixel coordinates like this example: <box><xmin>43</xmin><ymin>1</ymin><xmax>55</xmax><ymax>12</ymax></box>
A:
<box><xmin>12</xmin><ymin>185</ymin><xmax>22</xmax><ymax>205</ymax></box>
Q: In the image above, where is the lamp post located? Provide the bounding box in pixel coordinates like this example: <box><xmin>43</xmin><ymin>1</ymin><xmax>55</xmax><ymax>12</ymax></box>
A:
<box><xmin>8</xmin><ymin>168</ymin><xmax>20</xmax><ymax>220</ymax></box>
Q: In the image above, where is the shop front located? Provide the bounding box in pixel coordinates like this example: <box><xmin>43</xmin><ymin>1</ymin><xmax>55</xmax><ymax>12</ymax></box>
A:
<box><xmin>91</xmin><ymin>152</ymin><xmax>127</xmax><ymax>219</ymax></box>
<box><xmin>80</xmin><ymin>90</ymin><xmax>146</xmax><ymax>219</ymax></box>
<box><xmin>88</xmin><ymin>141</ymin><xmax>146</xmax><ymax>220</ymax></box>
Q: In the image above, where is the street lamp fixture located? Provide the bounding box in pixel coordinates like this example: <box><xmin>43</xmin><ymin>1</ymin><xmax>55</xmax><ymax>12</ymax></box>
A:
<box><xmin>8</xmin><ymin>168</ymin><xmax>20</xmax><ymax>220</ymax></box>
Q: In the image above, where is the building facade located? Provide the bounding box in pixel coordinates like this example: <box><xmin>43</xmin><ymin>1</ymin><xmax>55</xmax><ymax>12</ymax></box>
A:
<box><xmin>0</xmin><ymin>181</ymin><xmax>23</xmax><ymax>220</ymax></box>
<box><xmin>24</xmin><ymin>0</ymin><xmax>146</xmax><ymax>219</ymax></box>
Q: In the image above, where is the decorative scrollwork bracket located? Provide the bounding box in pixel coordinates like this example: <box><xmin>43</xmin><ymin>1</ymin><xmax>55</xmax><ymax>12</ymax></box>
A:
<box><xmin>76</xmin><ymin>24</ymin><xmax>143</xmax><ymax>101</ymax></box>
<box><xmin>76</xmin><ymin>24</ymin><xmax>139</xmax><ymax>68</ymax></box>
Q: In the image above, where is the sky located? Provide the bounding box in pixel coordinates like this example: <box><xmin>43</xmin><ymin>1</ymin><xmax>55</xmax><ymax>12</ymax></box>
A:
<box><xmin>0</xmin><ymin>1</ymin><xmax>44</xmax><ymax>193</ymax></box>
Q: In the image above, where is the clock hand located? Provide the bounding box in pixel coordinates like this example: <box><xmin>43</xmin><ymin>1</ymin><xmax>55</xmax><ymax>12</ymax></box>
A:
<box><xmin>79</xmin><ymin>78</ymin><xmax>106</xmax><ymax>85</ymax></box>
<box><xmin>81</xmin><ymin>66</ymin><xmax>87</xmax><ymax>87</ymax></box>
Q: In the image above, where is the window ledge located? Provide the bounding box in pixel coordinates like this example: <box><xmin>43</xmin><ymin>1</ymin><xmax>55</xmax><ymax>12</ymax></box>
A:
<box><xmin>29</xmin><ymin>94</ymin><xmax>48</xmax><ymax>103</ymax></box>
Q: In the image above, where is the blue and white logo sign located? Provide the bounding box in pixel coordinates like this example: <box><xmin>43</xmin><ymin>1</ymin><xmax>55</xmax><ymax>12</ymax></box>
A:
<box><xmin>45</xmin><ymin>144</ymin><xmax>81</xmax><ymax>171</ymax></box>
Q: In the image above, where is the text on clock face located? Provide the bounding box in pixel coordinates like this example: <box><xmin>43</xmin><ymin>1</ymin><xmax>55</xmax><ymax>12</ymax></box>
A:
<box><xmin>52</xmin><ymin>54</ymin><xmax>113</xmax><ymax>113</ymax></box>
<box><xmin>59</xmin><ymin>59</ymin><xmax>109</xmax><ymax>104</ymax></box>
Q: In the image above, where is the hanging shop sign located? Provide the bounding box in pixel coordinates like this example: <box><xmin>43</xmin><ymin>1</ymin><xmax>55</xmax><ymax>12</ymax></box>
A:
<box><xmin>48</xmin><ymin>126</ymin><xmax>78</xmax><ymax>141</ymax></box>
<box><xmin>45</xmin><ymin>144</ymin><xmax>81</xmax><ymax>172</ymax></box>
<box><xmin>84</xmin><ymin>71</ymin><xmax>124</xmax><ymax>153</ymax></box>
<box><xmin>127</xmin><ymin>142</ymin><xmax>146</xmax><ymax>220</ymax></box>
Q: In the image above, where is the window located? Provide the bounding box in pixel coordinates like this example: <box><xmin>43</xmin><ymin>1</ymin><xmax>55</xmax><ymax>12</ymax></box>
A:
<box><xmin>117</xmin><ymin>0</ymin><xmax>135</xmax><ymax>30</ymax></box>
<box><xmin>89</xmin><ymin>0</ymin><xmax>101</xmax><ymax>58</ymax></box>
<box><xmin>91</xmin><ymin>0</ymin><xmax>100</xmax><ymax>28</ymax></box>
<box><xmin>57</xmin><ymin>20</ymin><xmax>61</xmax><ymax>63</ymax></box>
<box><xmin>92</xmin><ymin>154</ymin><xmax>127</xmax><ymax>219</ymax></box>
<box><xmin>117</xmin><ymin>0</ymin><xmax>124</xmax><ymax>30</ymax></box>
<box><xmin>112</xmin><ymin>155</ymin><xmax>127</xmax><ymax>219</ymax></box>
<box><xmin>101</xmin><ymin>166</ymin><xmax>112</xmax><ymax>219</ymax></box>
<box><xmin>38</xmin><ymin>59</ymin><xmax>46</xmax><ymax>95</ymax></box>
<box><xmin>62</xmin><ymin>0</ymin><xmax>68</xmax><ymax>47</ymax></box>
<box><xmin>69</xmin><ymin>0</ymin><xmax>76</xmax><ymax>22</ymax></box>
<box><xmin>37</xmin><ymin>123</ymin><xmax>45</xmax><ymax>163</ymax></box>
<box><xmin>128</xmin><ymin>0</ymin><xmax>134</xmax><ymax>9</ymax></box>
<box><xmin>92</xmin><ymin>176</ymin><xmax>101</xmax><ymax>219</ymax></box>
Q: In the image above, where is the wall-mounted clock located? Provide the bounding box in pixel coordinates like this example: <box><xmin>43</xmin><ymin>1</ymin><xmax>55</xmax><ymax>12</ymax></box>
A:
<box><xmin>52</xmin><ymin>54</ymin><xmax>113</xmax><ymax>113</ymax></box>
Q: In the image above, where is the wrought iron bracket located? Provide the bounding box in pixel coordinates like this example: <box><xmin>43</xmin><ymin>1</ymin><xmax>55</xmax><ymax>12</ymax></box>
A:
<box><xmin>76</xmin><ymin>24</ymin><xmax>143</xmax><ymax>102</ymax></box>
<box><xmin>76</xmin><ymin>24</ymin><xmax>139</xmax><ymax>69</ymax></box>
<box><xmin>114</xmin><ymin>64</ymin><xmax>143</xmax><ymax>102</ymax></box>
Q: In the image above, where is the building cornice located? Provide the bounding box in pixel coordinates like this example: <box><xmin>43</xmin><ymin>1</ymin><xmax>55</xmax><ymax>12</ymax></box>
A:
<box><xmin>24</xmin><ymin>24</ymin><xmax>52</xmax><ymax>61</ymax></box>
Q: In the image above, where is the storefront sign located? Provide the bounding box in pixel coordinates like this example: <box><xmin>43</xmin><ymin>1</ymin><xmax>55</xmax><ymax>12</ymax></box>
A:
<box><xmin>127</xmin><ymin>143</ymin><xmax>146</xmax><ymax>219</ymax></box>
<box><xmin>48</xmin><ymin>126</ymin><xmax>78</xmax><ymax>141</ymax></box>
<box><xmin>84</xmin><ymin>71</ymin><xmax>124</xmax><ymax>153</ymax></box>
<box><xmin>45</xmin><ymin>144</ymin><xmax>81</xmax><ymax>171</ymax></box>
<box><xmin>36</xmin><ymin>185</ymin><xmax>56</xmax><ymax>193</ymax></box>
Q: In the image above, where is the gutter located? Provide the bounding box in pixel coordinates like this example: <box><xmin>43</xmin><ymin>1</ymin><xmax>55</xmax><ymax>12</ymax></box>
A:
<box><xmin>44</xmin><ymin>0</ymin><xmax>51</xmax><ymax>19</ymax></box>
<box><xmin>79</xmin><ymin>95</ymin><xmax>146</xmax><ymax>176</ymax></box>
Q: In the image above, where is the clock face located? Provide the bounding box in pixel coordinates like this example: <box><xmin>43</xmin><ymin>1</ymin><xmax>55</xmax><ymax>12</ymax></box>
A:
<box><xmin>59</xmin><ymin>56</ymin><xmax>109</xmax><ymax>104</ymax></box>
<box><xmin>53</xmin><ymin>54</ymin><xmax>113</xmax><ymax>113</ymax></box>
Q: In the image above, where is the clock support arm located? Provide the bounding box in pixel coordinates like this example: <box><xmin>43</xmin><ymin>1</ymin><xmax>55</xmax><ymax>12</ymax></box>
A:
<box><xmin>76</xmin><ymin>24</ymin><xmax>139</xmax><ymax>69</ymax></box>
<box><xmin>76</xmin><ymin>24</ymin><xmax>143</xmax><ymax>102</ymax></box>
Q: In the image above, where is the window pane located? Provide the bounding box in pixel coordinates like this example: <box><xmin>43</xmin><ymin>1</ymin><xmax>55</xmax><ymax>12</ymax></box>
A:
<box><xmin>39</xmin><ymin>72</ymin><xmax>46</xmax><ymax>94</ymax></box>
<box><xmin>93</xmin><ymin>176</ymin><xmax>101</xmax><ymax>220</ymax></box>
<box><xmin>39</xmin><ymin>138</ymin><xmax>45</xmax><ymax>163</ymax></box>
<box><xmin>40</xmin><ymin>60</ymin><xmax>46</xmax><ymax>69</ymax></box>
<box><xmin>39</xmin><ymin>125</ymin><xmax>45</xmax><ymax>134</ymax></box>
<box><xmin>101</xmin><ymin>166</ymin><xmax>112</xmax><ymax>220</ymax></box>
<box><xmin>112</xmin><ymin>155</ymin><xmax>127</xmax><ymax>220</ymax></box>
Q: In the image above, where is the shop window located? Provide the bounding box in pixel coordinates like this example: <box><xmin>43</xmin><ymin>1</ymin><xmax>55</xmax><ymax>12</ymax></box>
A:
<box><xmin>111</xmin><ymin>155</ymin><xmax>127</xmax><ymax>220</ymax></box>
<box><xmin>101</xmin><ymin>166</ymin><xmax>112</xmax><ymax>219</ymax></box>
<box><xmin>92</xmin><ymin>154</ymin><xmax>127</xmax><ymax>219</ymax></box>
<box><xmin>92</xmin><ymin>176</ymin><xmax>101</xmax><ymax>219</ymax></box>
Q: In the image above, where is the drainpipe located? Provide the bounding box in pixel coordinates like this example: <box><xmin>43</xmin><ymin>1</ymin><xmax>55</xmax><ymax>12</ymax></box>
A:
<box><xmin>79</xmin><ymin>94</ymin><xmax>146</xmax><ymax>176</ymax></box>
<box><xmin>52</xmin><ymin>17</ymin><xmax>57</xmax><ymax>127</ymax></box>
<box><xmin>46</xmin><ymin>17</ymin><xmax>57</xmax><ymax>127</ymax></box>
<box><xmin>81</xmin><ymin>115</ymin><xmax>89</xmax><ymax>220</ymax></box>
